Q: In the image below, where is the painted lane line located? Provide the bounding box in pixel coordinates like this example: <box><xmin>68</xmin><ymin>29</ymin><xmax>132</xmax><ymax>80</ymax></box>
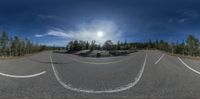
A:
<box><xmin>154</xmin><ymin>54</ymin><xmax>165</xmax><ymax>64</ymax></box>
<box><xmin>69</xmin><ymin>57</ymin><xmax>127</xmax><ymax>65</ymax></box>
<box><xmin>178</xmin><ymin>57</ymin><xmax>200</xmax><ymax>75</ymax></box>
<box><xmin>0</xmin><ymin>71</ymin><xmax>46</xmax><ymax>78</ymax></box>
<box><xmin>50</xmin><ymin>54</ymin><xmax>148</xmax><ymax>93</ymax></box>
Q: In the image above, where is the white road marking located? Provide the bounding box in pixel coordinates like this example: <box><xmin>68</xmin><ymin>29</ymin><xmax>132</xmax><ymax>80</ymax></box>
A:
<box><xmin>0</xmin><ymin>71</ymin><xmax>46</xmax><ymax>78</ymax></box>
<box><xmin>69</xmin><ymin>57</ymin><xmax>127</xmax><ymax>65</ymax></box>
<box><xmin>178</xmin><ymin>57</ymin><xmax>200</xmax><ymax>75</ymax></box>
<box><xmin>50</xmin><ymin>54</ymin><xmax>148</xmax><ymax>93</ymax></box>
<box><xmin>154</xmin><ymin>54</ymin><xmax>165</xmax><ymax>64</ymax></box>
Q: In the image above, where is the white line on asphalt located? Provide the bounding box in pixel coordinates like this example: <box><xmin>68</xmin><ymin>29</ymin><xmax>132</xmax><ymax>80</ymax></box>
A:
<box><xmin>0</xmin><ymin>71</ymin><xmax>46</xmax><ymax>78</ymax></box>
<box><xmin>50</xmin><ymin>54</ymin><xmax>148</xmax><ymax>93</ymax></box>
<box><xmin>154</xmin><ymin>54</ymin><xmax>165</xmax><ymax>64</ymax></box>
<box><xmin>178</xmin><ymin>57</ymin><xmax>200</xmax><ymax>75</ymax></box>
<box><xmin>69</xmin><ymin>57</ymin><xmax>127</xmax><ymax>65</ymax></box>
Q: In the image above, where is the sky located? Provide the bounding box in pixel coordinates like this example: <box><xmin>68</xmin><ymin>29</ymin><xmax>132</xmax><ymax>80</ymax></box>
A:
<box><xmin>0</xmin><ymin>0</ymin><xmax>200</xmax><ymax>46</ymax></box>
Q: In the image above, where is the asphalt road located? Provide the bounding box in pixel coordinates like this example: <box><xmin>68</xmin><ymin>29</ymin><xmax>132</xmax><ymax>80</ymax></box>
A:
<box><xmin>0</xmin><ymin>50</ymin><xmax>200</xmax><ymax>99</ymax></box>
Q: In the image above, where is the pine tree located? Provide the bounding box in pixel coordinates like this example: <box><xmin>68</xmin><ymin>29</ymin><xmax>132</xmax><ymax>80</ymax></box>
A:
<box><xmin>187</xmin><ymin>35</ymin><xmax>199</xmax><ymax>56</ymax></box>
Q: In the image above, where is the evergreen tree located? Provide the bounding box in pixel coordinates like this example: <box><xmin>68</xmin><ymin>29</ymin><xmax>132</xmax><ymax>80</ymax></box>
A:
<box><xmin>187</xmin><ymin>35</ymin><xmax>199</xmax><ymax>56</ymax></box>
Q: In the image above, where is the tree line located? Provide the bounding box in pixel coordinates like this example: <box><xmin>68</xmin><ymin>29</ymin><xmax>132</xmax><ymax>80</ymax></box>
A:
<box><xmin>0</xmin><ymin>31</ymin><xmax>47</xmax><ymax>57</ymax></box>
<box><xmin>1</xmin><ymin>31</ymin><xmax>199</xmax><ymax>57</ymax></box>
<box><xmin>146</xmin><ymin>35</ymin><xmax>200</xmax><ymax>56</ymax></box>
<box><xmin>66</xmin><ymin>40</ymin><xmax>135</xmax><ymax>52</ymax></box>
<box><xmin>66</xmin><ymin>34</ymin><xmax>200</xmax><ymax>56</ymax></box>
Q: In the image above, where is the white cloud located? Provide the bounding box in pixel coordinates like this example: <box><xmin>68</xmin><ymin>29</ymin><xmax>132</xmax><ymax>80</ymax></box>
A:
<box><xmin>47</xmin><ymin>30</ymin><xmax>72</xmax><ymax>38</ymax></box>
<box><xmin>35</xmin><ymin>30</ymin><xmax>72</xmax><ymax>38</ymax></box>
<box><xmin>35</xmin><ymin>20</ymin><xmax>122</xmax><ymax>45</ymax></box>
<box><xmin>35</xmin><ymin>34</ymin><xmax>44</xmax><ymax>37</ymax></box>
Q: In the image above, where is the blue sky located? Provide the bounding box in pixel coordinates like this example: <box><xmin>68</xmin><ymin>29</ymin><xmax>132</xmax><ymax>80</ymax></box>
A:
<box><xmin>0</xmin><ymin>0</ymin><xmax>200</xmax><ymax>46</ymax></box>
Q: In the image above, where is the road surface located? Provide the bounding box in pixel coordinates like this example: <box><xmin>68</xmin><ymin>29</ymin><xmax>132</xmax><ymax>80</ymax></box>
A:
<box><xmin>0</xmin><ymin>50</ymin><xmax>200</xmax><ymax>99</ymax></box>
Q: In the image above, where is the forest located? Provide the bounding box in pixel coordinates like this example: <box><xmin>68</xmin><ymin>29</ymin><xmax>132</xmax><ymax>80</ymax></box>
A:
<box><xmin>0</xmin><ymin>31</ymin><xmax>47</xmax><ymax>56</ymax></box>
<box><xmin>66</xmin><ymin>35</ymin><xmax>200</xmax><ymax>56</ymax></box>
<box><xmin>0</xmin><ymin>31</ymin><xmax>199</xmax><ymax>57</ymax></box>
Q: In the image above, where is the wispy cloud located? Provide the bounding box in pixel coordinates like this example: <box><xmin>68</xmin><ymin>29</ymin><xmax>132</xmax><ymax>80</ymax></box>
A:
<box><xmin>182</xmin><ymin>10</ymin><xmax>200</xmax><ymax>19</ymax></box>
<box><xmin>35</xmin><ymin>20</ymin><xmax>122</xmax><ymax>44</ymax></box>
<box><xmin>168</xmin><ymin>9</ymin><xmax>200</xmax><ymax>23</ymax></box>
<box><xmin>168</xmin><ymin>18</ymin><xmax>174</xmax><ymax>23</ymax></box>
<box><xmin>47</xmin><ymin>30</ymin><xmax>72</xmax><ymax>38</ymax></box>
<box><xmin>37</xmin><ymin>14</ymin><xmax>59</xmax><ymax>20</ymax></box>
<box><xmin>35</xmin><ymin>30</ymin><xmax>71</xmax><ymax>38</ymax></box>
<box><xmin>178</xmin><ymin>18</ymin><xmax>186</xmax><ymax>23</ymax></box>
<box><xmin>35</xmin><ymin>34</ymin><xmax>45</xmax><ymax>37</ymax></box>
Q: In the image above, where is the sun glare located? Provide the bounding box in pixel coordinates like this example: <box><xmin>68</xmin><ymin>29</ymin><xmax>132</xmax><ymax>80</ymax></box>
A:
<box><xmin>97</xmin><ymin>31</ymin><xmax>104</xmax><ymax>37</ymax></box>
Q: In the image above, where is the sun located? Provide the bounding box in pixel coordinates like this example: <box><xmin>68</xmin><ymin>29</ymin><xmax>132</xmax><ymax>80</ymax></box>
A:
<box><xmin>97</xmin><ymin>31</ymin><xmax>104</xmax><ymax>37</ymax></box>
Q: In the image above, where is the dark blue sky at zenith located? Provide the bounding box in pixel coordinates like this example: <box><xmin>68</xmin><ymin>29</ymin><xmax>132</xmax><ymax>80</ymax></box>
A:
<box><xmin>0</xmin><ymin>0</ymin><xmax>200</xmax><ymax>46</ymax></box>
